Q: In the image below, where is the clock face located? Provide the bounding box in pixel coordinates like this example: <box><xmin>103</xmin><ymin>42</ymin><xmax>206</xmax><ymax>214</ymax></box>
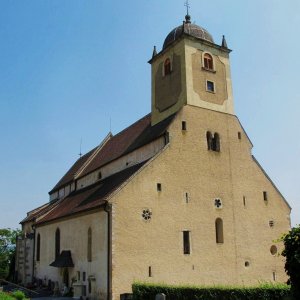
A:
<box><xmin>155</xmin><ymin>54</ymin><xmax>182</xmax><ymax>112</ymax></box>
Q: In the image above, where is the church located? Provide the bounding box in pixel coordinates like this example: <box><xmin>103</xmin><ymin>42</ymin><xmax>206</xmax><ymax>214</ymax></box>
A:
<box><xmin>16</xmin><ymin>12</ymin><xmax>291</xmax><ymax>300</ymax></box>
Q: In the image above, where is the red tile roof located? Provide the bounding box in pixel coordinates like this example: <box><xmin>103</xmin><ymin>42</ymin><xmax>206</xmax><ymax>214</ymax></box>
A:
<box><xmin>37</xmin><ymin>161</ymin><xmax>147</xmax><ymax>225</ymax></box>
<box><xmin>50</xmin><ymin>113</ymin><xmax>175</xmax><ymax>193</ymax></box>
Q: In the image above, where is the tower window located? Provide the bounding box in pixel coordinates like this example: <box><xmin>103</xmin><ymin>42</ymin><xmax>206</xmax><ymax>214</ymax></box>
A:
<box><xmin>206</xmin><ymin>80</ymin><xmax>215</xmax><ymax>93</ymax></box>
<box><xmin>185</xmin><ymin>192</ymin><xmax>189</xmax><ymax>203</ymax></box>
<box><xmin>203</xmin><ymin>53</ymin><xmax>214</xmax><ymax>70</ymax></box>
<box><xmin>207</xmin><ymin>131</ymin><xmax>220</xmax><ymax>152</ymax></box>
<box><xmin>182</xmin><ymin>121</ymin><xmax>187</xmax><ymax>131</ymax></box>
<box><xmin>215</xmin><ymin>218</ymin><xmax>224</xmax><ymax>244</ymax></box>
<box><xmin>243</xmin><ymin>196</ymin><xmax>246</xmax><ymax>207</ymax></box>
<box><xmin>183</xmin><ymin>231</ymin><xmax>190</xmax><ymax>254</ymax></box>
<box><xmin>269</xmin><ymin>220</ymin><xmax>274</xmax><ymax>227</ymax></box>
<box><xmin>36</xmin><ymin>233</ymin><xmax>41</xmax><ymax>261</ymax></box>
<box><xmin>164</xmin><ymin>58</ymin><xmax>171</xmax><ymax>76</ymax></box>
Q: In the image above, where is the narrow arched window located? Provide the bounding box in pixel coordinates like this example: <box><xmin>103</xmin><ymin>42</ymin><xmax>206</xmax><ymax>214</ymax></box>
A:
<box><xmin>164</xmin><ymin>58</ymin><xmax>171</xmax><ymax>76</ymax></box>
<box><xmin>215</xmin><ymin>218</ymin><xmax>224</xmax><ymax>244</ymax></box>
<box><xmin>55</xmin><ymin>228</ymin><xmax>60</xmax><ymax>259</ymax></box>
<box><xmin>87</xmin><ymin>227</ymin><xmax>92</xmax><ymax>262</ymax></box>
<box><xmin>206</xmin><ymin>131</ymin><xmax>212</xmax><ymax>150</ymax></box>
<box><xmin>212</xmin><ymin>133</ymin><xmax>220</xmax><ymax>152</ymax></box>
<box><xmin>36</xmin><ymin>234</ymin><xmax>41</xmax><ymax>261</ymax></box>
<box><xmin>204</xmin><ymin>53</ymin><xmax>213</xmax><ymax>70</ymax></box>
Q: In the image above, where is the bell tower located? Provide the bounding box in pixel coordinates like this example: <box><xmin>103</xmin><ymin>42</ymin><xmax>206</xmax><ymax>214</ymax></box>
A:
<box><xmin>149</xmin><ymin>14</ymin><xmax>234</xmax><ymax>125</ymax></box>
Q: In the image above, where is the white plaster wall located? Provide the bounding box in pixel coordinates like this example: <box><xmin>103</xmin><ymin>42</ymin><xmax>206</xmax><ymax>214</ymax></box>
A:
<box><xmin>35</xmin><ymin>211</ymin><xmax>108</xmax><ymax>300</ymax></box>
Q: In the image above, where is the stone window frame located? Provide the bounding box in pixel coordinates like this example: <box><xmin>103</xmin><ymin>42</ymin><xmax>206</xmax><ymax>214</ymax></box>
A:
<box><xmin>202</xmin><ymin>52</ymin><xmax>216</xmax><ymax>72</ymax></box>
<box><xmin>206</xmin><ymin>79</ymin><xmax>216</xmax><ymax>93</ymax></box>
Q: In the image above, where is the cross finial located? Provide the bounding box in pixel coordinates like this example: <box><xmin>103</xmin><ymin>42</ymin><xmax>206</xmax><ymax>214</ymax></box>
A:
<box><xmin>184</xmin><ymin>0</ymin><xmax>190</xmax><ymax>16</ymax></box>
<box><xmin>184</xmin><ymin>0</ymin><xmax>191</xmax><ymax>23</ymax></box>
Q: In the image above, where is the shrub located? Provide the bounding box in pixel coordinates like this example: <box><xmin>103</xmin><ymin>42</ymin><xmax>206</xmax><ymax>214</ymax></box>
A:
<box><xmin>11</xmin><ymin>291</ymin><xmax>25</xmax><ymax>300</ymax></box>
<box><xmin>132</xmin><ymin>282</ymin><xmax>291</xmax><ymax>300</ymax></box>
<box><xmin>0</xmin><ymin>291</ymin><xmax>14</xmax><ymax>300</ymax></box>
<box><xmin>281</xmin><ymin>225</ymin><xmax>300</xmax><ymax>299</ymax></box>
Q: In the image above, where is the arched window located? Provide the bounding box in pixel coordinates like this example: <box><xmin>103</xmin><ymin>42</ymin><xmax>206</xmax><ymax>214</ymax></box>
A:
<box><xmin>212</xmin><ymin>133</ymin><xmax>220</xmax><ymax>152</ymax></box>
<box><xmin>87</xmin><ymin>227</ymin><xmax>92</xmax><ymax>262</ymax></box>
<box><xmin>164</xmin><ymin>58</ymin><xmax>171</xmax><ymax>76</ymax></box>
<box><xmin>215</xmin><ymin>218</ymin><xmax>224</xmax><ymax>244</ymax></box>
<box><xmin>206</xmin><ymin>131</ymin><xmax>212</xmax><ymax>150</ymax></box>
<box><xmin>36</xmin><ymin>234</ymin><xmax>41</xmax><ymax>261</ymax></box>
<box><xmin>203</xmin><ymin>53</ymin><xmax>213</xmax><ymax>70</ymax></box>
<box><xmin>55</xmin><ymin>228</ymin><xmax>60</xmax><ymax>259</ymax></box>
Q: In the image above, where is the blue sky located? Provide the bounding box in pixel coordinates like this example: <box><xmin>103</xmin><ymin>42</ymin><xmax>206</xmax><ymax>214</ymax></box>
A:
<box><xmin>0</xmin><ymin>0</ymin><xmax>299</xmax><ymax>228</ymax></box>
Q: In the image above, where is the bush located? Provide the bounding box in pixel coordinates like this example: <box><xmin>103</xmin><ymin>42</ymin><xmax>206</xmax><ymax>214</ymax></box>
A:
<box><xmin>0</xmin><ymin>291</ymin><xmax>14</xmax><ymax>300</ymax></box>
<box><xmin>132</xmin><ymin>282</ymin><xmax>291</xmax><ymax>300</ymax></box>
<box><xmin>281</xmin><ymin>225</ymin><xmax>300</xmax><ymax>299</ymax></box>
<box><xmin>11</xmin><ymin>291</ymin><xmax>25</xmax><ymax>300</ymax></box>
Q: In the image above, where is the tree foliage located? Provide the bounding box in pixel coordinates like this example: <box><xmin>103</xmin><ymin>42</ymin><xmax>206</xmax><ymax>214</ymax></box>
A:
<box><xmin>0</xmin><ymin>228</ymin><xmax>21</xmax><ymax>279</ymax></box>
<box><xmin>281</xmin><ymin>224</ymin><xmax>300</xmax><ymax>299</ymax></box>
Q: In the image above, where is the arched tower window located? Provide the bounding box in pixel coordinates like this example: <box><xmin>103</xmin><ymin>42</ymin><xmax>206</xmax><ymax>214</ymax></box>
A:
<box><xmin>164</xmin><ymin>58</ymin><xmax>171</xmax><ymax>76</ymax></box>
<box><xmin>215</xmin><ymin>218</ymin><xmax>224</xmax><ymax>244</ymax></box>
<box><xmin>87</xmin><ymin>227</ymin><xmax>92</xmax><ymax>262</ymax></box>
<box><xmin>206</xmin><ymin>131</ymin><xmax>212</xmax><ymax>150</ymax></box>
<box><xmin>55</xmin><ymin>228</ymin><xmax>60</xmax><ymax>259</ymax></box>
<box><xmin>212</xmin><ymin>133</ymin><xmax>220</xmax><ymax>152</ymax></box>
<box><xmin>36</xmin><ymin>233</ymin><xmax>41</xmax><ymax>261</ymax></box>
<box><xmin>203</xmin><ymin>53</ymin><xmax>213</xmax><ymax>70</ymax></box>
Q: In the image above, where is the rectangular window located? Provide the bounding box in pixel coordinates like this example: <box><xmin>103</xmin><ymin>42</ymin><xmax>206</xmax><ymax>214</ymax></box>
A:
<box><xmin>157</xmin><ymin>183</ymin><xmax>162</xmax><ymax>192</ymax></box>
<box><xmin>263</xmin><ymin>191</ymin><xmax>268</xmax><ymax>201</ymax></box>
<box><xmin>206</xmin><ymin>81</ymin><xmax>215</xmax><ymax>92</ymax></box>
<box><xmin>243</xmin><ymin>196</ymin><xmax>246</xmax><ymax>207</ymax></box>
<box><xmin>183</xmin><ymin>231</ymin><xmax>190</xmax><ymax>254</ymax></box>
<box><xmin>182</xmin><ymin>121</ymin><xmax>187</xmax><ymax>131</ymax></box>
<box><xmin>238</xmin><ymin>132</ymin><xmax>242</xmax><ymax>139</ymax></box>
<box><xmin>148</xmin><ymin>266</ymin><xmax>152</xmax><ymax>277</ymax></box>
<box><xmin>83</xmin><ymin>272</ymin><xmax>86</xmax><ymax>281</ymax></box>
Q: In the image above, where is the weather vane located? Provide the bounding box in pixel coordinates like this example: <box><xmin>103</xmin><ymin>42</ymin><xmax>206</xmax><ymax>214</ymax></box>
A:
<box><xmin>184</xmin><ymin>0</ymin><xmax>190</xmax><ymax>16</ymax></box>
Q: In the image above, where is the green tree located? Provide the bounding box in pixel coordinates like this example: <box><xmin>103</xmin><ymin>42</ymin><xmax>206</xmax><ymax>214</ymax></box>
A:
<box><xmin>0</xmin><ymin>228</ymin><xmax>21</xmax><ymax>280</ymax></box>
<box><xmin>281</xmin><ymin>224</ymin><xmax>300</xmax><ymax>299</ymax></box>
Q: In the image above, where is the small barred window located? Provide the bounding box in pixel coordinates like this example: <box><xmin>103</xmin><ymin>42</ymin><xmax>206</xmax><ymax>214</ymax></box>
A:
<box><xmin>142</xmin><ymin>209</ymin><xmax>152</xmax><ymax>221</ymax></box>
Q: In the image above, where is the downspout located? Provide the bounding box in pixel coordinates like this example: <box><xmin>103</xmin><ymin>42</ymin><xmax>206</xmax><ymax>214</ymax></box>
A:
<box><xmin>104</xmin><ymin>202</ymin><xmax>112</xmax><ymax>300</ymax></box>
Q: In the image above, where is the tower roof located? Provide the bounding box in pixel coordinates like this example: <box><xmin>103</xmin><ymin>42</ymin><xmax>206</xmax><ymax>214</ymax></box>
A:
<box><xmin>163</xmin><ymin>16</ymin><xmax>214</xmax><ymax>50</ymax></box>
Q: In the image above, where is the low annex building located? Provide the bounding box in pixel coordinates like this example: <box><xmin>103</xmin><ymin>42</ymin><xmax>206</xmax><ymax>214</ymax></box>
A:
<box><xmin>17</xmin><ymin>13</ymin><xmax>291</xmax><ymax>300</ymax></box>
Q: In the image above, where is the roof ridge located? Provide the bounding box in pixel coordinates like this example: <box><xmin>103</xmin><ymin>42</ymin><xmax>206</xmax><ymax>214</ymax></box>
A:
<box><xmin>74</xmin><ymin>132</ymin><xmax>113</xmax><ymax>179</ymax></box>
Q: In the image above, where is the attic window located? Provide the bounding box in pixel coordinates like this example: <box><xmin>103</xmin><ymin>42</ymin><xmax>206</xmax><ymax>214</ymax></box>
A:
<box><xmin>238</xmin><ymin>132</ymin><xmax>242</xmax><ymax>140</ymax></box>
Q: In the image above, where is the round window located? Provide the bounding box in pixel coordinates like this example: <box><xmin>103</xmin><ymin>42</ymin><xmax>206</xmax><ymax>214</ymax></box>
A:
<box><xmin>270</xmin><ymin>245</ymin><xmax>278</xmax><ymax>255</ymax></box>
<box><xmin>142</xmin><ymin>209</ymin><xmax>152</xmax><ymax>221</ymax></box>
